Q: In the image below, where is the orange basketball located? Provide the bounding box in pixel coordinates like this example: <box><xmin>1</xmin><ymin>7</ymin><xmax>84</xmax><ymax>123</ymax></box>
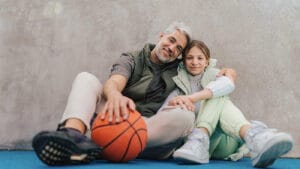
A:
<box><xmin>91</xmin><ymin>110</ymin><xmax>147</xmax><ymax>162</ymax></box>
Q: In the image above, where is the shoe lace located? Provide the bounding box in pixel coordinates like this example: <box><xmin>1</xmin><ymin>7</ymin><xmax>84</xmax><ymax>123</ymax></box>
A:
<box><xmin>246</xmin><ymin>121</ymin><xmax>278</xmax><ymax>154</ymax></box>
<box><xmin>248</xmin><ymin>121</ymin><xmax>277</xmax><ymax>138</ymax></box>
<box><xmin>60</xmin><ymin>128</ymin><xmax>88</xmax><ymax>143</ymax></box>
<box><xmin>184</xmin><ymin>135</ymin><xmax>209</xmax><ymax>150</ymax></box>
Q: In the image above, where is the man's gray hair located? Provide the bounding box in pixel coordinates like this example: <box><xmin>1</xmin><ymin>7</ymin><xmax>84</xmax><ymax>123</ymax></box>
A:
<box><xmin>163</xmin><ymin>21</ymin><xmax>192</xmax><ymax>45</ymax></box>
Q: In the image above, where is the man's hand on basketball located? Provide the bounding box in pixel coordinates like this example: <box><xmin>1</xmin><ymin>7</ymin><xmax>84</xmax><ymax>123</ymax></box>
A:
<box><xmin>100</xmin><ymin>92</ymin><xmax>136</xmax><ymax>123</ymax></box>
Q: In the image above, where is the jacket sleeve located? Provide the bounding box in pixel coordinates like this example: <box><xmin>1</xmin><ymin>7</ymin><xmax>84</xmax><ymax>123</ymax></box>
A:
<box><xmin>205</xmin><ymin>76</ymin><xmax>235</xmax><ymax>98</ymax></box>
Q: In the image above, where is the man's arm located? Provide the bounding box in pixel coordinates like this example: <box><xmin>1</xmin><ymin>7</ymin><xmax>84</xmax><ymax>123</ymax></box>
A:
<box><xmin>100</xmin><ymin>74</ymin><xmax>135</xmax><ymax>123</ymax></box>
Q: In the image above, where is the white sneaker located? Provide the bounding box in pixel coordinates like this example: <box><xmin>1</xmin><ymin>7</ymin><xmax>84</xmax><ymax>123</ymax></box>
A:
<box><xmin>173</xmin><ymin>129</ymin><xmax>209</xmax><ymax>164</ymax></box>
<box><xmin>245</xmin><ymin>121</ymin><xmax>294</xmax><ymax>168</ymax></box>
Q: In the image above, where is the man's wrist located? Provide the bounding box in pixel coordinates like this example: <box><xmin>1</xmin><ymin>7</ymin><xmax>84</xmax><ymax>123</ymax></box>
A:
<box><xmin>106</xmin><ymin>90</ymin><xmax>122</xmax><ymax>99</ymax></box>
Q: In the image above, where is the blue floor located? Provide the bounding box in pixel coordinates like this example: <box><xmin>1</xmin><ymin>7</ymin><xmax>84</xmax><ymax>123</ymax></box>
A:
<box><xmin>0</xmin><ymin>151</ymin><xmax>299</xmax><ymax>169</ymax></box>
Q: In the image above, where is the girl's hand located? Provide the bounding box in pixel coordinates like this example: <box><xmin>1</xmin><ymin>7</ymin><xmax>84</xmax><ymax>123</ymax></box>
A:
<box><xmin>168</xmin><ymin>96</ymin><xmax>195</xmax><ymax>112</ymax></box>
<box><xmin>217</xmin><ymin>68</ymin><xmax>236</xmax><ymax>84</ymax></box>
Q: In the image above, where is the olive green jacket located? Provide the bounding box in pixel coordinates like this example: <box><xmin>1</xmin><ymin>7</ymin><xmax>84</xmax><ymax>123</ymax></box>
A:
<box><xmin>122</xmin><ymin>43</ymin><xmax>180</xmax><ymax>117</ymax></box>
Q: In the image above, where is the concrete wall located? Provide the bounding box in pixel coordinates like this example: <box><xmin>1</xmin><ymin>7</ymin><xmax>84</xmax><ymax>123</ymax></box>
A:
<box><xmin>0</xmin><ymin>0</ymin><xmax>299</xmax><ymax>157</ymax></box>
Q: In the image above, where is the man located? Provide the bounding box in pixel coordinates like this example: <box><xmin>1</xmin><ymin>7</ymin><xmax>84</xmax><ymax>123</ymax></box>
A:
<box><xmin>32</xmin><ymin>22</ymin><xmax>237</xmax><ymax>166</ymax></box>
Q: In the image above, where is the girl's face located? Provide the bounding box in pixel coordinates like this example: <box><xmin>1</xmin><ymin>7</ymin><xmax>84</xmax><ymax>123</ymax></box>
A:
<box><xmin>184</xmin><ymin>46</ymin><xmax>209</xmax><ymax>76</ymax></box>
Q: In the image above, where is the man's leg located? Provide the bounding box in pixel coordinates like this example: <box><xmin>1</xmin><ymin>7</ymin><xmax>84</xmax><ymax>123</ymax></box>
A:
<box><xmin>139</xmin><ymin>106</ymin><xmax>195</xmax><ymax>160</ymax></box>
<box><xmin>32</xmin><ymin>72</ymin><xmax>103</xmax><ymax>166</ymax></box>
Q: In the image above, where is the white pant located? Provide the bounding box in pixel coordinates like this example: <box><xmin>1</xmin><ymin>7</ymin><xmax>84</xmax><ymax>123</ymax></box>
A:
<box><xmin>61</xmin><ymin>72</ymin><xmax>195</xmax><ymax>152</ymax></box>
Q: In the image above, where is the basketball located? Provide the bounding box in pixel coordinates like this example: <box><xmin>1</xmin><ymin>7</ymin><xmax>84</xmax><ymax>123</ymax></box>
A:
<box><xmin>91</xmin><ymin>109</ymin><xmax>147</xmax><ymax>162</ymax></box>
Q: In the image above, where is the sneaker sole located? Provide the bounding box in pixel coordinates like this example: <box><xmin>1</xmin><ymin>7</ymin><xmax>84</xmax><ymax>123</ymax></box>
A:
<box><xmin>32</xmin><ymin>133</ymin><xmax>102</xmax><ymax>166</ymax></box>
<box><xmin>252</xmin><ymin>134</ymin><xmax>293</xmax><ymax>168</ymax></box>
<box><xmin>173</xmin><ymin>150</ymin><xmax>209</xmax><ymax>164</ymax></box>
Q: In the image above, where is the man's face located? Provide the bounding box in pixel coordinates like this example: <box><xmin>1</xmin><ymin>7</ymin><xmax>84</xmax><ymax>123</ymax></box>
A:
<box><xmin>154</xmin><ymin>30</ymin><xmax>188</xmax><ymax>64</ymax></box>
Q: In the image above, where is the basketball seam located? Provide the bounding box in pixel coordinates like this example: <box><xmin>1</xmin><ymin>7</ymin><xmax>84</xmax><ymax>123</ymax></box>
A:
<box><xmin>92</xmin><ymin>112</ymin><xmax>147</xmax><ymax>162</ymax></box>
<box><xmin>120</xmin><ymin>129</ymin><xmax>137</xmax><ymax>162</ymax></box>
<box><xmin>120</xmin><ymin>120</ymin><xmax>147</xmax><ymax>162</ymax></box>
<box><xmin>101</xmin><ymin>115</ymin><xmax>141</xmax><ymax>150</ymax></box>
<box><xmin>91</xmin><ymin>112</ymin><xmax>132</xmax><ymax>130</ymax></box>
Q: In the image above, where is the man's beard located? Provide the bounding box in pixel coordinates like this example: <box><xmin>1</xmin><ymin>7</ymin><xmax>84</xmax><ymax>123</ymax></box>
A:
<box><xmin>156</xmin><ymin>48</ymin><xmax>176</xmax><ymax>63</ymax></box>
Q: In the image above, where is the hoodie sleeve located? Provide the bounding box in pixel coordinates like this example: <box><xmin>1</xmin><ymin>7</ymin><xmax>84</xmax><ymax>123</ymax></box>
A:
<box><xmin>205</xmin><ymin>76</ymin><xmax>235</xmax><ymax>98</ymax></box>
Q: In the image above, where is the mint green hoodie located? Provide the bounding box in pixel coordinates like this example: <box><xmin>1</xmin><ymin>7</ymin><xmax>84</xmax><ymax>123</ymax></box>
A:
<box><xmin>172</xmin><ymin>59</ymin><xmax>228</xmax><ymax>123</ymax></box>
<box><xmin>172</xmin><ymin>59</ymin><xmax>249</xmax><ymax>160</ymax></box>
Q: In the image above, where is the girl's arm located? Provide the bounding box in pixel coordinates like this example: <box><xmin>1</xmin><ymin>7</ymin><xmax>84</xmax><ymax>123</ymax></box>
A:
<box><xmin>164</xmin><ymin>89</ymin><xmax>195</xmax><ymax>112</ymax></box>
<box><xmin>205</xmin><ymin>75</ymin><xmax>235</xmax><ymax>98</ymax></box>
<box><xmin>170</xmin><ymin>76</ymin><xmax>235</xmax><ymax>106</ymax></box>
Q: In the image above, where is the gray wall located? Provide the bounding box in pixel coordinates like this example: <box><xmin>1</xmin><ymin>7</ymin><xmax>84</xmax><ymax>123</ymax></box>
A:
<box><xmin>0</xmin><ymin>0</ymin><xmax>299</xmax><ymax>157</ymax></box>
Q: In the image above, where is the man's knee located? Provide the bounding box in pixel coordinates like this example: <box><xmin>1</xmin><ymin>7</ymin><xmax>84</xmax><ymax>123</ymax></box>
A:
<box><xmin>157</xmin><ymin>107</ymin><xmax>195</xmax><ymax>129</ymax></box>
<box><xmin>75</xmin><ymin>72</ymin><xmax>99</xmax><ymax>83</ymax></box>
<box><xmin>74</xmin><ymin>72</ymin><xmax>102</xmax><ymax>89</ymax></box>
<box><xmin>169</xmin><ymin>107</ymin><xmax>195</xmax><ymax>121</ymax></box>
<box><xmin>145</xmin><ymin>107</ymin><xmax>195</xmax><ymax>147</ymax></box>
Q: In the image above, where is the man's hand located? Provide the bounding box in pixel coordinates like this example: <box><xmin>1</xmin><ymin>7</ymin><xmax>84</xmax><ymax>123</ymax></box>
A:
<box><xmin>217</xmin><ymin>68</ymin><xmax>237</xmax><ymax>84</ymax></box>
<box><xmin>168</xmin><ymin>96</ymin><xmax>195</xmax><ymax>112</ymax></box>
<box><xmin>100</xmin><ymin>91</ymin><xmax>136</xmax><ymax>123</ymax></box>
<box><xmin>100</xmin><ymin>74</ymin><xmax>135</xmax><ymax>123</ymax></box>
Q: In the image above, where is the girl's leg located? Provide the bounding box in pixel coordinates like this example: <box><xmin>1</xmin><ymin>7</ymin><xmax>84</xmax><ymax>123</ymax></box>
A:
<box><xmin>173</xmin><ymin>97</ymin><xmax>227</xmax><ymax>164</ymax></box>
<box><xmin>195</xmin><ymin>97</ymin><xmax>227</xmax><ymax>136</ymax></box>
<box><xmin>218</xmin><ymin>99</ymin><xmax>250</xmax><ymax>140</ymax></box>
<box><xmin>209</xmin><ymin>127</ymin><xmax>241</xmax><ymax>160</ymax></box>
<box><xmin>173</xmin><ymin>128</ymin><xmax>210</xmax><ymax>164</ymax></box>
<box><xmin>218</xmin><ymin>100</ymin><xmax>294</xmax><ymax>168</ymax></box>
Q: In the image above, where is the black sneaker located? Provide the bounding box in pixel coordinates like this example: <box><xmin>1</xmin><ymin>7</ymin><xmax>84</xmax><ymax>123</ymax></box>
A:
<box><xmin>32</xmin><ymin>128</ymin><xmax>102</xmax><ymax>166</ymax></box>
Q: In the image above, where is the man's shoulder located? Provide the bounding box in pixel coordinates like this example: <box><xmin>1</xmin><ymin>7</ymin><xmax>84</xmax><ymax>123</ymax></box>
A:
<box><xmin>124</xmin><ymin>50</ymin><xmax>141</xmax><ymax>58</ymax></box>
<box><xmin>125</xmin><ymin>43</ymin><xmax>154</xmax><ymax>58</ymax></box>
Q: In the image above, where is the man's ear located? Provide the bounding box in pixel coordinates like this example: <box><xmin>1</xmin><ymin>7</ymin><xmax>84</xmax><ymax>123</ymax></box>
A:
<box><xmin>159</xmin><ymin>32</ymin><xmax>164</xmax><ymax>39</ymax></box>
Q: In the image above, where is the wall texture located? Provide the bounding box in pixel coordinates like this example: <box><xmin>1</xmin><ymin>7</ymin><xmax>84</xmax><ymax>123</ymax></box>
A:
<box><xmin>0</xmin><ymin>0</ymin><xmax>299</xmax><ymax>157</ymax></box>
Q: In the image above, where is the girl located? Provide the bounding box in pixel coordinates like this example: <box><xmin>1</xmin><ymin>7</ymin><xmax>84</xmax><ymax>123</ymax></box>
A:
<box><xmin>162</xmin><ymin>40</ymin><xmax>293</xmax><ymax>168</ymax></box>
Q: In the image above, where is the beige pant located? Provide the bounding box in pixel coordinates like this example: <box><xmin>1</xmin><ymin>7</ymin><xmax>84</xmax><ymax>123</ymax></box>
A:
<box><xmin>61</xmin><ymin>72</ymin><xmax>195</xmax><ymax>158</ymax></box>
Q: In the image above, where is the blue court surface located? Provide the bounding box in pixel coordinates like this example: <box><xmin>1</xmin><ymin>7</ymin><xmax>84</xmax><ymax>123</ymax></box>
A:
<box><xmin>0</xmin><ymin>151</ymin><xmax>299</xmax><ymax>169</ymax></box>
